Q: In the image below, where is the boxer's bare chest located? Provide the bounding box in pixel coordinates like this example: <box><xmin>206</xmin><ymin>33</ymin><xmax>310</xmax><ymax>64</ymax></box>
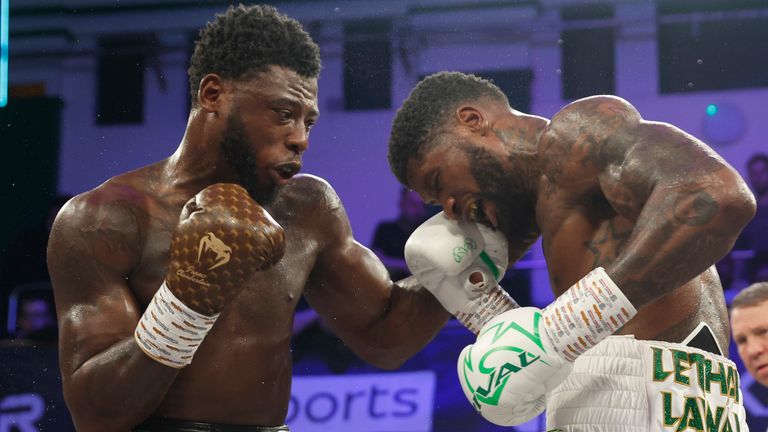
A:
<box><xmin>129</xmin><ymin>187</ymin><xmax>319</xmax><ymax>325</ymax></box>
<box><xmin>535</xmin><ymin>177</ymin><xmax>635</xmax><ymax>296</ymax></box>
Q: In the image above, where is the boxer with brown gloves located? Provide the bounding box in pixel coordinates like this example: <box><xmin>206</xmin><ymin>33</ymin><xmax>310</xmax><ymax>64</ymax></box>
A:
<box><xmin>48</xmin><ymin>6</ymin><xmax>451</xmax><ymax>431</ymax></box>
<box><xmin>135</xmin><ymin>183</ymin><xmax>285</xmax><ymax>368</ymax></box>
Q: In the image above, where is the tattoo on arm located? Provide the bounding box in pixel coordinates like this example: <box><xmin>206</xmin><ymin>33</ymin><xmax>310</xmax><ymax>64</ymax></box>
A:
<box><xmin>538</xmin><ymin>131</ymin><xmax>575</xmax><ymax>198</ymax></box>
<box><xmin>583</xmin><ymin>220</ymin><xmax>632</xmax><ymax>268</ymax></box>
<box><xmin>672</xmin><ymin>189</ymin><xmax>718</xmax><ymax>227</ymax></box>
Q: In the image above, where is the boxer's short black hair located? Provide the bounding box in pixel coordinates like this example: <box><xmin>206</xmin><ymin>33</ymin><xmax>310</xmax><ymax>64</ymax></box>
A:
<box><xmin>388</xmin><ymin>71</ymin><xmax>509</xmax><ymax>186</ymax></box>
<box><xmin>189</xmin><ymin>4</ymin><xmax>320</xmax><ymax>104</ymax></box>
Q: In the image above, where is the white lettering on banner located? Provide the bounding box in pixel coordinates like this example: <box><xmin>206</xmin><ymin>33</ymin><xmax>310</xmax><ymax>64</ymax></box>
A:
<box><xmin>0</xmin><ymin>393</ymin><xmax>44</xmax><ymax>432</ymax></box>
<box><xmin>287</xmin><ymin>371</ymin><xmax>435</xmax><ymax>432</ymax></box>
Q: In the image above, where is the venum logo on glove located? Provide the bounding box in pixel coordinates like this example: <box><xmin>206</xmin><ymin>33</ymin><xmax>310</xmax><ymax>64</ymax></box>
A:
<box><xmin>176</xmin><ymin>232</ymin><xmax>233</xmax><ymax>286</ymax></box>
<box><xmin>197</xmin><ymin>232</ymin><xmax>232</xmax><ymax>270</ymax></box>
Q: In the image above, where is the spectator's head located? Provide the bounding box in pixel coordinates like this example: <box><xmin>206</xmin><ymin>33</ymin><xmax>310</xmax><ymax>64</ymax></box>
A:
<box><xmin>747</xmin><ymin>153</ymin><xmax>768</xmax><ymax>199</ymax></box>
<box><xmin>16</xmin><ymin>296</ymin><xmax>56</xmax><ymax>341</ymax></box>
<box><xmin>399</xmin><ymin>188</ymin><xmax>429</xmax><ymax>228</ymax></box>
<box><xmin>731</xmin><ymin>282</ymin><xmax>768</xmax><ymax>385</ymax></box>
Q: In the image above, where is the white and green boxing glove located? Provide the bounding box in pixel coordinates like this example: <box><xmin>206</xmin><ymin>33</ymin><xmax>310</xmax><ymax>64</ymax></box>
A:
<box><xmin>457</xmin><ymin>267</ymin><xmax>637</xmax><ymax>426</ymax></box>
<box><xmin>404</xmin><ymin>211</ymin><xmax>518</xmax><ymax>334</ymax></box>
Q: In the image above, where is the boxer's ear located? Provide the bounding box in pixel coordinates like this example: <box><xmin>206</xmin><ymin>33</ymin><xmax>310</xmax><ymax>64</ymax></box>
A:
<box><xmin>456</xmin><ymin>106</ymin><xmax>489</xmax><ymax>135</ymax></box>
<box><xmin>198</xmin><ymin>73</ymin><xmax>223</xmax><ymax>113</ymax></box>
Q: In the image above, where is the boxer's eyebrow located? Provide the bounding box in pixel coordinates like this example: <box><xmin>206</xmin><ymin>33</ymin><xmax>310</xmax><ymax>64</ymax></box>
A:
<box><xmin>272</xmin><ymin>96</ymin><xmax>319</xmax><ymax>118</ymax></box>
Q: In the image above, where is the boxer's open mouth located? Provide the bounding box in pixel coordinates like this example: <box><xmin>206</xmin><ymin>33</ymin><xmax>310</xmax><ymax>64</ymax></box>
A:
<box><xmin>275</xmin><ymin>162</ymin><xmax>301</xmax><ymax>179</ymax></box>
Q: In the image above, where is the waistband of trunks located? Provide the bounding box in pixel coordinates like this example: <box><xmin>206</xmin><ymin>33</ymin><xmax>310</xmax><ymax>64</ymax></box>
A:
<box><xmin>133</xmin><ymin>417</ymin><xmax>290</xmax><ymax>432</ymax></box>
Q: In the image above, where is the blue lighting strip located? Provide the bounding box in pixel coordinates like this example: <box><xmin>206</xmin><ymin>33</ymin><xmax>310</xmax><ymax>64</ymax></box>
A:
<box><xmin>0</xmin><ymin>0</ymin><xmax>8</xmax><ymax>107</ymax></box>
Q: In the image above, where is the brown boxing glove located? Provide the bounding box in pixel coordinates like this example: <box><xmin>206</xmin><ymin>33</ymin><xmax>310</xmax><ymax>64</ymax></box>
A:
<box><xmin>134</xmin><ymin>183</ymin><xmax>284</xmax><ymax>368</ymax></box>
<box><xmin>165</xmin><ymin>183</ymin><xmax>285</xmax><ymax>316</ymax></box>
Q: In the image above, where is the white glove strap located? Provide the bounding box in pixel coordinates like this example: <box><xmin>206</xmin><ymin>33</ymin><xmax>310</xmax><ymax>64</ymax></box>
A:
<box><xmin>455</xmin><ymin>249</ymin><xmax>517</xmax><ymax>333</ymax></box>
<box><xmin>134</xmin><ymin>282</ymin><xmax>219</xmax><ymax>368</ymax></box>
<box><xmin>541</xmin><ymin>267</ymin><xmax>636</xmax><ymax>362</ymax></box>
<box><xmin>456</xmin><ymin>284</ymin><xmax>519</xmax><ymax>334</ymax></box>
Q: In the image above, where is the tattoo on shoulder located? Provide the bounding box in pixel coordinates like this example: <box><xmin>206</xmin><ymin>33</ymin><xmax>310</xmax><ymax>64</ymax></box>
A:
<box><xmin>541</xmin><ymin>98</ymin><xmax>635</xmax><ymax>197</ymax></box>
<box><xmin>577</xmin><ymin>100</ymin><xmax>633</xmax><ymax>170</ymax></box>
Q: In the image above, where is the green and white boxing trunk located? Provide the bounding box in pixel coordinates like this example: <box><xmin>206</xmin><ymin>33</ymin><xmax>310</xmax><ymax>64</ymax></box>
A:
<box><xmin>546</xmin><ymin>328</ymin><xmax>748</xmax><ymax>431</ymax></box>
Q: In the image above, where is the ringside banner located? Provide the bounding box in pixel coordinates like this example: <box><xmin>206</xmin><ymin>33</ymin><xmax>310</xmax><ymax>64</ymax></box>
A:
<box><xmin>287</xmin><ymin>371</ymin><xmax>436</xmax><ymax>432</ymax></box>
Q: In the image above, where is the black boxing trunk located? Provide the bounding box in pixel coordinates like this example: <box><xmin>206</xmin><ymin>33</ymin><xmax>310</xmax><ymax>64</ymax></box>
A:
<box><xmin>133</xmin><ymin>418</ymin><xmax>290</xmax><ymax>432</ymax></box>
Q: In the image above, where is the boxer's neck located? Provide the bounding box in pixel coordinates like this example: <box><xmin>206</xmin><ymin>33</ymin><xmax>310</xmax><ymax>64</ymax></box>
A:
<box><xmin>164</xmin><ymin>110</ymin><xmax>240</xmax><ymax>193</ymax></box>
<box><xmin>488</xmin><ymin>114</ymin><xmax>545</xmax><ymax>202</ymax></box>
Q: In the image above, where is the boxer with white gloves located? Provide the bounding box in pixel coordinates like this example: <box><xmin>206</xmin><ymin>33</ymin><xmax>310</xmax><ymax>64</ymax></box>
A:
<box><xmin>404</xmin><ymin>211</ymin><xmax>519</xmax><ymax>334</ymax></box>
<box><xmin>389</xmin><ymin>72</ymin><xmax>754</xmax><ymax>431</ymax></box>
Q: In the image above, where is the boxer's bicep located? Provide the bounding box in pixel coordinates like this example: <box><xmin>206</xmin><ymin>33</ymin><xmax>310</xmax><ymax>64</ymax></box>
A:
<box><xmin>594</xmin><ymin>114</ymin><xmax>751</xmax><ymax>234</ymax></box>
<box><xmin>583</xmin><ymin>108</ymin><xmax>755</xmax><ymax>306</ymax></box>
<box><xmin>558</xmin><ymin>97</ymin><xmax>735</xmax><ymax>220</ymax></box>
<box><xmin>305</xmin><ymin>216</ymin><xmax>446</xmax><ymax>368</ymax></box>
<box><xmin>308</xmin><ymin>239</ymin><xmax>391</xmax><ymax>314</ymax></box>
<box><xmin>304</xmin><ymin>232</ymin><xmax>403</xmax><ymax>365</ymax></box>
<box><xmin>48</xmin><ymin>195</ymin><xmax>142</xmax><ymax>377</ymax></box>
<box><xmin>300</xmin><ymin>184</ymin><xmax>390</xmax><ymax>328</ymax></box>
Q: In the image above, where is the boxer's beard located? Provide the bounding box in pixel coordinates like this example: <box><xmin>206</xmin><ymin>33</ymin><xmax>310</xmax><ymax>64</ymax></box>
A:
<box><xmin>464</xmin><ymin>145</ymin><xmax>537</xmax><ymax>247</ymax></box>
<box><xmin>220</xmin><ymin>114</ymin><xmax>277</xmax><ymax>203</ymax></box>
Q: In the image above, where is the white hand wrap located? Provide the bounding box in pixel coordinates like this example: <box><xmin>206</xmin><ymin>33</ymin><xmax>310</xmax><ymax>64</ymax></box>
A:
<box><xmin>542</xmin><ymin>267</ymin><xmax>637</xmax><ymax>362</ymax></box>
<box><xmin>134</xmin><ymin>282</ymin><xmax>219</xmax><ymax>368</ymax></box>
<box><xmin>404</xmin><ymin>212</ymin><xmax>518</xmax><ymax>333</ymax></box>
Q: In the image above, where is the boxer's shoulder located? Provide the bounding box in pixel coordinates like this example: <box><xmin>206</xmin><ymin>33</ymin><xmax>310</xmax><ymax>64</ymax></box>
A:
<box><xmin>53</xmin><ymin>178</ymin><xmax>150</xmax><ymax>252</ymax></box>
<box><xmin>47</xmin><ymin>183</ymin><xmax>144</xmax><ymax>282</ymax></box>
<box><xmin>539</xmin><ymin>96</ymin><xmax>644</xmax><ymax>195</ymax></box>
<box><xmin>555</xmin><ymin>95</ymin><xmax>635</xmax><ymax>119</ymax></box>
<box><xmin>545</xmin><ymin>95</ymin><xmax>639</xmax><ymax>142</ymax></box>
<box><xmin>274</xmin><ymin>174</ymin><xmax>353</xmax><ymax>247</ymax></box>
<box><xmin>280</xmin><ymin>173</ymin><xmax>342</xmax><ymax>213</ymax></box>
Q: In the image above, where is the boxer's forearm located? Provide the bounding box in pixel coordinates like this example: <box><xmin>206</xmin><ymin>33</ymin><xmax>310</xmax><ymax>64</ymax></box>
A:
<box><xmin>355</xmin><ymin>283</ymin><xmax>450</xmax><ymax>369</ymax></box>
<box><xmin>608</xmin><ymin>177</ymin><xmax>755</xmax><ymax>308</ymax></box>
<box><xmin>65</xmin><ymin>338</ymin><xmax>179</xmax><ymax>432</ymax></box>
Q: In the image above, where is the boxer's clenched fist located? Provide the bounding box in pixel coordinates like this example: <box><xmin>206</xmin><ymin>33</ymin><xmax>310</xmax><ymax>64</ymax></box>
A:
<box><xmin>134</xmin><ymin>183</ymin><xmax>285</xmax><ymax>368</ymax></box>
<box><xmin>166</xmin><ymin>183</ymin><xmax>285</xmax><ymax>316</ymax></box>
